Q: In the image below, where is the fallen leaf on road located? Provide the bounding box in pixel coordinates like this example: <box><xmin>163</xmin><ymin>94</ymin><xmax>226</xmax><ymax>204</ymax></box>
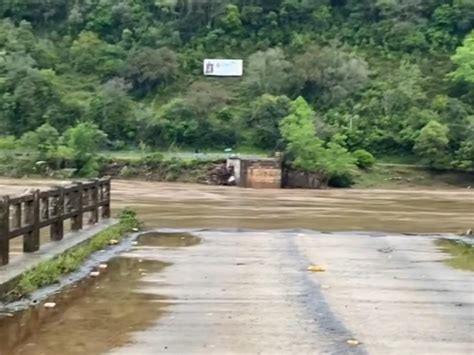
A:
<box><xmin>307</xmin><ymin>265</ymin><xmax>325</xmax><ymax>272</ymax></box>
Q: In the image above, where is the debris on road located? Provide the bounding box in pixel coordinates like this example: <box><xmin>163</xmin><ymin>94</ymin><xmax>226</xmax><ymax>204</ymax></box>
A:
<box><xmin>90</xmin><ymin>271</ymin><xmax>100</xmax><ymax>277</ymax></box>
<box><xmin>109</xmin><ymin>239</ymin><xmax>119</xmax><ymax>245</ymax></box>
<box><xmin>347</xmin><ymin>339</ymin><xmax>360</xmax><ymax>346</ymax></box>
<box><xmin>99</xmin><ymin>263</ymin><xmax>108</xmax><ymax>270</ymax></box>
<box><xmin>44</xmin><ymin>302</ymin><xmax>56</xmax><ymax>308</ymax></box>
<box><xmin>307</xmin><ymin>265</ymin><xmax>326</xmax><ymax>272</ymax></box>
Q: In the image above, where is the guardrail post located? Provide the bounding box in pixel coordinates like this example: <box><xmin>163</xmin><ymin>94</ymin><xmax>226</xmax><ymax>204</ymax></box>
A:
<box><xmin>0</xmin><ymin>196</ymin><xmax>10</xmax><ymax>265</ymax></box>
<box><xmin>41</xmin><ymin>195</ymin><xmax>49</xmax><ymax>221</ymax></box>
<box><xmin>24</xmin><ymin>190</ymin><xmax>40</xmax><ymax>253</ymax></box>
<box><xmin>13</xmin><ymin>203</ymin><xmax>21</xmax><ymax>229</ymax></box>
<box><xmin>90</xmin><ymin>179</ymin><xmax>99</xmax><ymax>224</ymax></box>
<box><xmin>102</xmin><ymin>179</ymin><xmax>111</xmax><ymax>219</ymax></box>
<box><xmin>71</xmin><ymin>182</ymin><xmax>83</xmax><ymax>231</ymax></box>
<box><xmin>51</xmin><ymin>187</ymin><xmax>64</xmax><ymax>241</ymax></box>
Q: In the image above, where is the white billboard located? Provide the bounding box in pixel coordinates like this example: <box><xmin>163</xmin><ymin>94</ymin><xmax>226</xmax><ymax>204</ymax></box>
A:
<box><xmin>203</xmin><ymin>59</ymin><xmax>243</xmax><ymax>77</ymax></box>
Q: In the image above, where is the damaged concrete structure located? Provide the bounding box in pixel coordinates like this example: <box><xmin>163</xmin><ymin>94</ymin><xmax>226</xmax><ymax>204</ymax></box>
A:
<box><xmin>227</xmin><ymin>157</ymin><xmax>282</xmax><ymax>189</ymax></box>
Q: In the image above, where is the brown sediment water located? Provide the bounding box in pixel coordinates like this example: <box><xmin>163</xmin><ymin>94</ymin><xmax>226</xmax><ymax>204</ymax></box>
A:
<box><xmin>109</xmin><ymin>180</ymin><xmax>474</xmax><ymax>234</ymax></box>
<box><xmin>0</xmin><ymin>232</ymin><xmax>203</xmax><ymax>355</ymax></box>
<box><xmin>1</xmin><ymin>178</ymin><xmax>473</xmax><ymax>235</ymax></box>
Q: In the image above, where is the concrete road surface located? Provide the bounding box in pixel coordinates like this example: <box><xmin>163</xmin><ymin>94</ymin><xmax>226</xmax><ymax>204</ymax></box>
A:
<box><xmin>108</xmin><ymin>230</ymin><xmax>474</xmax><ymax>355</ymax></box>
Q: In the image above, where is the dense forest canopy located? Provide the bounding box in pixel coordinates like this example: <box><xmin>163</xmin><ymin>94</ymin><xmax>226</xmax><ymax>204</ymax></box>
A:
<box><xmin>0</xmin><ymin>0</ymin><xmax>473</xmax><ymax>173</ymax></box>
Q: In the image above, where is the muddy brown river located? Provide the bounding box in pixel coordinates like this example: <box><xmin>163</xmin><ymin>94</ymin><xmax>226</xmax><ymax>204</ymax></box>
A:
<box><xmin>0</xmin><ymin>178</ymin><xmax>473</xmax><ymax>355</ymax></box>
<box><xmin>1</xmin><ymin>178</ymin><xmax>472</xmax><ymax>233</ymax></box>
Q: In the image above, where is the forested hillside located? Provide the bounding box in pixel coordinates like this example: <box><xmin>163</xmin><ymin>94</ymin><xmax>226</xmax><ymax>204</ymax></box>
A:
<box><xmin>0</xmin><ymin>0</ymin><xmax>473</xmax><ymax>177</ymax></box>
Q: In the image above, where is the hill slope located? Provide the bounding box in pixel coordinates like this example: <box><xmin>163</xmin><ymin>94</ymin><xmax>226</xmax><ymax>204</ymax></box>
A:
<box><xmin>0</xmin><ymin>0</ymin><xmax>473</xmax><ymax>172</ymax></box>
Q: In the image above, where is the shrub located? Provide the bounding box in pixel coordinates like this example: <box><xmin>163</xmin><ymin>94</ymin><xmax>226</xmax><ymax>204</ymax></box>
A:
<box><xmin>0</xmin><ymin>136</ymin><xmax>18</xmax><ymax>150</ymax></box>
<box><xmin>328</xmin><ymin>173</ymin><xmax>354</xmax><ymax>188</ymax></box>
<box><xmin>353</xmin><ymin>149</ymin><xmax>376</xmax><ymax>169</ymax></box>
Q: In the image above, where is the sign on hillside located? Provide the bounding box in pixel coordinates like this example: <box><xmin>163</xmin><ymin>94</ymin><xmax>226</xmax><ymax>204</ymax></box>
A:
<box><xmin>203</xmin><ymin>59</ymin><xmax>243</xmax><ymax>77</ymax></box>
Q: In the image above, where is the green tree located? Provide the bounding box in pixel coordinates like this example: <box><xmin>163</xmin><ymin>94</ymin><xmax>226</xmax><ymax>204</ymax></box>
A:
<box><xmin>218</xmin><ymin>4</ymin><xmax>242</xmax><ymax>32</ymax></box>
<box><xmin>70</xmin><ymin>31</ymin><xmax>124</xmax><ymax>76</ymax></box>
<box><xmin>63</xmin><ymin>122</ymin><xmax>107</xmax><ymax>176</ymax></box>
<box><xmin>247</xmin><ymin>94</ymin><xmax>291</xmax><ymax>149</ymax></box>
<box><xmin>123</xmin><ymin>47</ymin><xmax>178</xmax><ymax>94</ymax></box>
<box><xmin>280</xmin><ymin>97</ymin><xmax>356</xmax><ymax>185</ymax></box>
<box><xmin>146</xmin><ymin>98</ymin><xmax>197</xmax><ymax>147</ymax></box>
<box><xmin>20</xmin><ymin>123</ymin><xmax>59</xmax><ymax>159</ymax></box>
<box><xmin>451</xmin><ymin>31</ymin><xmax>474</xmax><ymax>83</ymax></box>
<box><xmin>242</xmin><ymin>48</ymin><xmax>296</xmax><ymax>97</ymax></box>
<box><xmin>294</xmin><ymin>46</ymin><xmax>370</xmax><ymax>105</ymax></box>
<box><xmin>414</xmin><ymin>120</ymin><xmax>450</xmax><ymax>168</ymax></box>
<box><xmin>87</xmin><ymin>78</ymin><xmax>136</xmax><ymax>142</ymax></box>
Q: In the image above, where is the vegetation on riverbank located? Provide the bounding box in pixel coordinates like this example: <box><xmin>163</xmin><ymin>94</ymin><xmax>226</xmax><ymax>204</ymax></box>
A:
<box><xmin>0</xmin><ymin>1</ymin><xmax>473</xmax><ymax>185</ymax></box>
<box><xmin>436</xmin><ymin>239</ymin><xmax>474</xmax><ymax>272</ymax></box>
<box><xmin>0</xmin><ymin>147</ymin><xmax>472</xmax><ymax>189</ymax></box>
<box><xmin>353</xmin><ymin>165</ymin><xmax>474</xmax><ymax>189</ymax></box>
<box><xmin>2</xmin><ymin>208</ymin><xmax>140</xmax><ymax>302</ymax></box>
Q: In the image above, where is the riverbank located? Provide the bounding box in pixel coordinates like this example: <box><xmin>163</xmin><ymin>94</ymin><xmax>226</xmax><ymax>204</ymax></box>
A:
<box><xmin>1</xmin><ymin>149</ymin><xmax>473</xmax><ymax>189</ymax></box>
<box><xmin>102</xmin><ymin>159</ymin><xmax>474</xmax><ymax>189</ymax></box>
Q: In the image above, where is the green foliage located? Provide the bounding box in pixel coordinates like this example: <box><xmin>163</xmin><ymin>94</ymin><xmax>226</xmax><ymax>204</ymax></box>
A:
<box><xmin>451</xmin><ymin>31</ymin><xmax>474</xmax><ymax>83</ymax></box>
<box><xmin>0</xmin><ymin>0</ymin><xmax>472</xmax><ymax>177</ymax></box>
<box><xmin>435</xmin><ymin>239</ymin><xmax>474</xmax><ymax>272</ymax></box>
<box><xmin>414</xmin><ymin>120</ymin><xmax>450</xmax><ymax>169</ymax></box>
<box><xmin>242</xmin><ymin>48</ymin><xmax>296</xmax><ymax>97</ymax></box>
<box><xmin>124</xmin><ymin>47</ymin><xmax>178</xmax><ymax>94</ymax></box>
<box><xmin>353</xmin><ymin>149</ymin><xmax>376</xmax><ymax>169</ymax></box>
<box><xmin>246</xmin><ymin>94</ymin><xmax>291</xmax><ymax>149</ymax></box>
<box><xmin>20</xmin><ymin>123</ymin><xmax>59</xmax><ymax>159</ymax></box>
<box><xmin>4</xmin><ymin>208</ymin><xmax>140</xmax><ymax>301</ymax></box>
<box><xmin>0</xmin><ymin>135</ymin><xmax>17</xmax><ymax>150</ymax></box>
<box><xmin>454</xmin><ymin>141</ymin><xmax>474</xmax><ymax>171</ymax></box>
<box><xmin>70</xmin><ymin>31</ymin><xmax>124</xmax><ymax>76</ymax></box>
<box><xmin>294</xmin><ymin>46</ymin><xmax>370</xmax><ymax>105</ymax></box>
<box><xmin>119</xmin><ymin>207</ymin><xmax>141</xmax><ymax>230</ymax></box>
<box><xmin>63</xmin><ymin>122</ymin><xmax>107</xmax><ymax>162</ymax></box>
<box><xmin>280</xmin><ymin>97</ymin><xmax>356</xmax><ymax>185</ymax></box>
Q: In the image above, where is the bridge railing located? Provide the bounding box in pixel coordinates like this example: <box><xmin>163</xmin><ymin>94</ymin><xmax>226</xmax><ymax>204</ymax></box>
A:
<box><xmin>0</xmin><ymin>178</ymin><xmax>111</xmax><ymax>266</ymax></box>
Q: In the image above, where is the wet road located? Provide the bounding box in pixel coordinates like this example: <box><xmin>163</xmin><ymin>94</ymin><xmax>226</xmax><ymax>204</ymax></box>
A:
<box><xmin>110</xmin><ymin>230</ymin><xmax>473</xmax><ymax>355</ymax></box>
<box><xmin>0</xmin><ymin>179</ymin><xmax>473</xmax><ymax>354</ymax></box>
<box><xmin>3</xmin><ymin>230</ymin><xmax>472</xmax><ymax>354</ymax></box>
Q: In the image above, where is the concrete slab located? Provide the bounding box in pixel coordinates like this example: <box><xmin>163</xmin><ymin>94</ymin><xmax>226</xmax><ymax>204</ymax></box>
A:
<box><xmin>0</xmin><ymin>219</ymin><xmax>118</xmax><ymax>297</ymax></box>
<box><xmin>106</xmin><ymin>230</ymin><xmax>473</xmax><ymax>355</ymax></box>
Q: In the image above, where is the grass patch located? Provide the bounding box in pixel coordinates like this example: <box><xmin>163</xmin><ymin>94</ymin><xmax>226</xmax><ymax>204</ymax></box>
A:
<box><xmin>353</xmin><ymin>165</ymin><xmax>474</xmax><ymax>189</ymax></box>
<box><xmin>435</xmin><ymin>239</ymin><xmax>474</xmax><ymax>272</ymax></box>
<box><xmin>100</xmin><ymin>148</ymin><xmax>268</xmax><ymax>162</ymax></box>
<box><xmin>2</xmin><ymin>208</ymin><xmax>140</xmax><ymax>302</ymax></box>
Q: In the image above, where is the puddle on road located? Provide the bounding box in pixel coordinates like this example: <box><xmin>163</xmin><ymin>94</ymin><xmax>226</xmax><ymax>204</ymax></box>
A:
<box><xmin>0</xmin><ymin>257</ymin><xmax>170</xmax><ymax>355</ymax></box>
<box><xmin>137</xmin><ymin>232</ymin><xmax>201</xmax><ymax>247</ymax></box>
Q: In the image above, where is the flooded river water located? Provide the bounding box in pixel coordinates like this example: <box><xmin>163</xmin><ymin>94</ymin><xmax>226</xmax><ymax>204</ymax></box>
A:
<box><xmin>1</xmin><ymin>178</ymin><xmax>472</xmax><ymax>233</ymax></box>
<box><xmin>0</xmin><ymin>178</ymin><xmax>473</xmax><ymax>355</ymax></box>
